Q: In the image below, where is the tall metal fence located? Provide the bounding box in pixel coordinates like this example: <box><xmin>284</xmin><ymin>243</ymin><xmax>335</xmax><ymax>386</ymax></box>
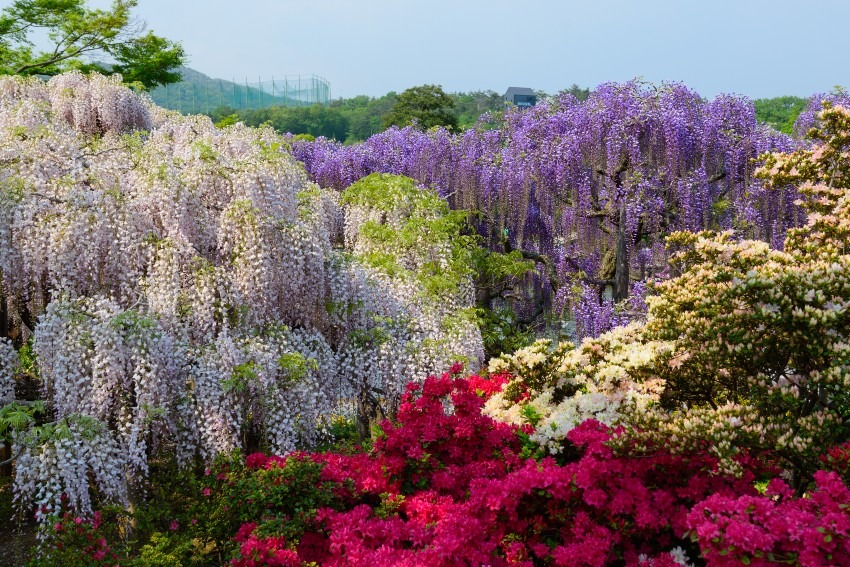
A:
<box><xmin>149</xmin><ymin>75</ymin><xmax>332</xmax><ymax>115</ymax></box>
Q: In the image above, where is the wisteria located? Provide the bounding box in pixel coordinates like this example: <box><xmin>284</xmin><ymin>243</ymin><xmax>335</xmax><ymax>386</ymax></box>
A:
<box><xmin>5</xmin><ymin>69</ymin><xmax>850</xmax><ymax>566</ymax></box>
<box><xmin>292</xmin><ymin>82</ymin><xmax>802</xmax><ymax>335</ymax></box>
<box><xmin>0</xmin><ymin>73</ymin><xmax>481</xmax><ymax>522</ymax></box>
<box><xmin>793</xmin><ymin>90</ymin><xmax>850</xmax><ymax>137</ymax></box>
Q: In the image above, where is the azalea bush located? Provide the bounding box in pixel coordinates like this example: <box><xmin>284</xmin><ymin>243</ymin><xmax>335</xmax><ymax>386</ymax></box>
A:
<box><xmin>32</xmin><ymin>369</ymin><xmax>850</xmax><ymax>565</ymax></box>
<box><xmin>33</xmin><ymin>509</ymin><xmax>129</xmax><ymax>566</ymax></box>
<box><xmin>688</xmin><ymin>471</ymin><xmax>850</xmax><ymax>566</ymax></box>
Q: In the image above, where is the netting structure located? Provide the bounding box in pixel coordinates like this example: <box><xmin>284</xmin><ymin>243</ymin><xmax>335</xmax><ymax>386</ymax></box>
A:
<box><xmin>150</xmin><ymin>75</ymin><xmax>331</xmax><ymax>114</ymax></box>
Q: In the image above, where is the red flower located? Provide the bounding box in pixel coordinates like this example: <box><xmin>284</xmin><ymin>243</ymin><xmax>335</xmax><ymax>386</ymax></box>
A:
<box><xmin>246</xmin><ymin>452</ymin><xmax>270</xmax><ymax>469</ymax></box>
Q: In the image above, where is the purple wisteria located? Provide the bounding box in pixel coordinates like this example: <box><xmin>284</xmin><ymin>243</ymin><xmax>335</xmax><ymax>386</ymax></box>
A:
<box><xmin>292</xmin><ymin>81</ymin><xmax>803</xmax><ymax>339</ymax></box>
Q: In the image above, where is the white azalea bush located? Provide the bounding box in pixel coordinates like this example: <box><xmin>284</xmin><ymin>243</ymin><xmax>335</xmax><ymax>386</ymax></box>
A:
<box><xmin>483</xmin><ymin>327</ymin><xmax>668</xmax><ymax>453</ymax></box>
<box><xmin>0</xmin><ymin>72</ymin><xmax>483</xmax><ymax>523</ymax></box>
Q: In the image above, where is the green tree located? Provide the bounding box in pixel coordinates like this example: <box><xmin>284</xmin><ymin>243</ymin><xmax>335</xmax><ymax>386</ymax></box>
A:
<box><xmin>452</xmin><ymin>90</ymin><xmax>503</xmax><ymax>129</ymax></box>
<box><xmin>558</xmin><ymin>83</ymin><xmax>591</xmax><ymax>102</ymax></box>
<box><xmin>0</xmin><ymin>0</ymin><xmax>185</xmax><ymax>89</ymax></box>
<box><xmin>753</xmin><ymin>95</ymin><xmax>807</xmax><ymax>134</ymax></box>
<box><xmin>383</xmin><ymin>84</ymin><xmax>458</xmax><ymax>131</ymax></box>
<box><xmin>228</xmin><ymin>104</ymin><xmax>350</xmax><ymax>140</ymax></box>
<box><xmin>345</xmin><ymin>92</ymin><xmax>397</xmax><ymax>141</ymax></box>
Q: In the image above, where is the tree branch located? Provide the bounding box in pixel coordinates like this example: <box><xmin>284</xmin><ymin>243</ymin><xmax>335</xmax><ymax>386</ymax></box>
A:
<box><xmin>707</xmin><ymin>169</ymin><xmax>727</xmax><ymax>184</ymax></box>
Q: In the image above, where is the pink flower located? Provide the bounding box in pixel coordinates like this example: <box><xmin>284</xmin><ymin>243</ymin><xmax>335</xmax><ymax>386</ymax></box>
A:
<box><xmin>169</xmin><ymin>520</ymin><xmax>179</xmax><ymax>531</ymax></box>
<box><xmin>203</xmin><ymin>487</ymin><xmax>211</xmax><ymax>497</ymax></box>
<box><xmin>246</xmin><ymin>452</ymin><xmax>270</xmax><ymax>469</ymax></box>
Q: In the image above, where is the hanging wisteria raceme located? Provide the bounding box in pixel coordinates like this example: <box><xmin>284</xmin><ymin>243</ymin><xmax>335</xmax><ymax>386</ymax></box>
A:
<box><xmin>291</xmin><ymin>82</ymin><xmax>803</xmax><ymax>336</ymax></box>
<box><xmin>0</xmin><ymin>73</ymin><xmax>483</xmax><ymax>523</ymax></box>
<box><xmin>0</xmin><ymin>337</ymin><xmax>16</xmax><ymax>404</ymax></box>
<box><xmin>12</xmin><ymin>415</ymin><xmax>129</xmax><ymax>525</ymax></box>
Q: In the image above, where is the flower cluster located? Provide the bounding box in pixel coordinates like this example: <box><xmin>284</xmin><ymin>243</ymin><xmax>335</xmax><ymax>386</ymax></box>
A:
<box><xmin>0</xmin><ymin>337</ymin><xmax>16</xmax><ymax>404</ymax></box>
<box><xmin>293</xmin><ymin>82</ymin><xmax>801</xmax><ymax>325</ymax></box>
<box><xmin>484</xmin><ymin>326</ymin><xmax>668</xmax><ymax>452</ymax></box>
<box><xmin>233</xmin><ymin>526</ymin><xmax>300</xmax><ymax>567</ymax></box>
<box><xmin>688</xmin><ymin>471</ymin><xmax>850</xmax><ymax>565</ymax></box>
<box><xmin>38</xmin><ymin>510</ymin><xmax>123</xmax><ymax>565</ymax></box>
<box><xmin>0</xmin><ymin>73</ymin><xmax>483</xmax><ymax>524</ymax></box>
<box><xmin>13</xmin><ymin>415</ymin><xmax>128</xmax><ymax>523</ymax></box>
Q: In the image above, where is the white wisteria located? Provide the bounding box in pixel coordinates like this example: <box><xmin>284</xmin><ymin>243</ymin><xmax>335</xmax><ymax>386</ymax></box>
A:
<box><xmin>0</xmin><ymin>72</ymin><xmax>483</xmax><ymax>522</ymax></box>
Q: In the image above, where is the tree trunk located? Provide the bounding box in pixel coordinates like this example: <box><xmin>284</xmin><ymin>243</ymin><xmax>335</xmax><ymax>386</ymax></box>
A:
<box><xmin>356</xmin><ymin>387</ymin><xmax>386</xmax><ymax>443</ymax></box>
<box><xmin>614</xmin><ymin>205</ymin><xmax>630</xmax><ymax>302</ymax></box>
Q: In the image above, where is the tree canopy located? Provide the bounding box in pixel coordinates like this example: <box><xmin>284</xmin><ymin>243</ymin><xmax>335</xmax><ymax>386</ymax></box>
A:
<box><xmin>753</xmin><ymin>95</ymin><xmax>807</xmax><ymax>134</ymax></box>
<box><xmin>383</xmin><ymin>84</ymin><xmax>458</xmax><ymax>131</ymax></box>
<box><xmin>0</xmin><ymin>0</ymin><xmax>185</xmax><ymax>89</ymax></box>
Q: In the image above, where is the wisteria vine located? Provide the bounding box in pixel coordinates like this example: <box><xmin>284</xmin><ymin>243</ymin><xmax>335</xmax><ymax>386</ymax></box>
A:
<box><xmin>0</xmin><ymin>72</ymin><xmax>481</xmax><ymax>523</ymax></box>
<box><xmin>292</xmin><ymin>82</ymin><xmax>804</xmax><ymax>337</ymax></box>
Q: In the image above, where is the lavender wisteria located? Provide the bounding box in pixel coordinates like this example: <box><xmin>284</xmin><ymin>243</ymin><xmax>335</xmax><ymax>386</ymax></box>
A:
<box><xmin>292</xmin><ymin>82</ymin><xmax>802</xmax><ymax>339</ymax></box>
<box><xmin>0</xmin><ymin>73</ymin><xmax>482</xmax><ymax>523</ymax></box>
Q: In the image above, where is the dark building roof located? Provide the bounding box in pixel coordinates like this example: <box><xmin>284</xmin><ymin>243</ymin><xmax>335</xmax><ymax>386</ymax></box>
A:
<box><xmin>504</xmin><ymin>87</ymin><xmax>536</xmax><ymax>99</ymax></box>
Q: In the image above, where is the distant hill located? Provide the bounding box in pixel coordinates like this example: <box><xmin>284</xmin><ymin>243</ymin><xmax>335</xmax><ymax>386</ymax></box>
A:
<box><xmin>149</xmin><ymin>66</ymin><xmax>330</xmax><ymax>114</ymax></box>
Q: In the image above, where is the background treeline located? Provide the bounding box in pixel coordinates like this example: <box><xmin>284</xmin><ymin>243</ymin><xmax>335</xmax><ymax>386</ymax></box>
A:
<box><xmin>206</xmin><ymin>87</ymin><xmax>809</xmax><ymax>142</ymax></box>
<box><xmin>207</xmin><ymin>90</ymin><xmax>503</xmax><ymax>142</ymax></box>
<box><xmin>206</xmin><ymin>85</ymin><xmax>592</xmax><ymax>143</ymax></box>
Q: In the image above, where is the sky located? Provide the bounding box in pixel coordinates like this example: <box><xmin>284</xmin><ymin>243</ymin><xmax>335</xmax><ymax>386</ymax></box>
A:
<box><xmin>6</xmin><ymin>0</ymin><xmax>850</xmax><ymax>99</ymax></box>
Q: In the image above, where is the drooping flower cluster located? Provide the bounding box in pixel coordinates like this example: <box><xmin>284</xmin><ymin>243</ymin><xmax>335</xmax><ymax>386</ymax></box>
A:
<box><xmin>0</xmin><ymin>337</ymin><xmax>16</xmax><ymax>404</ymax></box>
<box><xmin>292</xmin><ymin>82</ymin><xmax>801</xmax><ymax>325</ymax></box>
<box><xmin>12</xmin><ymin>415</ymin><xmax>129</xmax><ymax>522</ymax></box>
<box><xmin>0</xmin><ymin>73</ymin><xmax>483</xmax><ymax>522</ymax></box>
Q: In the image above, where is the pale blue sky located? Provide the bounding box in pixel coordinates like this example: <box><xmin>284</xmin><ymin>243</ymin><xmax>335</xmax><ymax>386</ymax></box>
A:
<box><xmin>7</xmin><ymin>0</ymin><xmax>849</xmax><ymax>99</ymax></box>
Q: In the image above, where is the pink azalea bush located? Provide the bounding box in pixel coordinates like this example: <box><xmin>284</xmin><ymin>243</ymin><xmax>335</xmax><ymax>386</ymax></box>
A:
<box><xmin>34</xmin><ymin>369</ymin><xmax>850</xmax><ymax>566</ymax></box>
<box><xmin>222</xmin><ymin>370</ymin><xmax>850</xmax><ymax>566</ymax></box>
<box><xmin>688</xmin><ymin>471</ymin><xmax>850</xmax><ymax>566</ymax></box>
<box><xmin>218</xmin><ymin>370</ymin><xmax>756</xmax><ymax>566</ymax></box>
